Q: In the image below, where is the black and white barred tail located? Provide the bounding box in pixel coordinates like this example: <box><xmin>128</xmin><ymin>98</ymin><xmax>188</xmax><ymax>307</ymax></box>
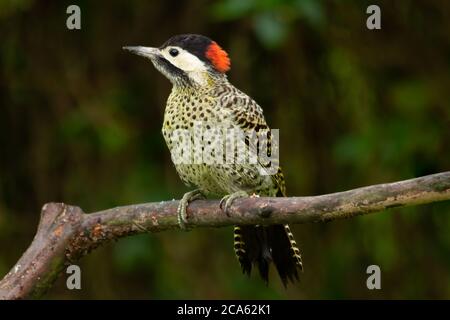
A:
<box><xmin>233</xmin><ymin>224</ymin><xmax>303</xmax><ymax>286</ymax></box>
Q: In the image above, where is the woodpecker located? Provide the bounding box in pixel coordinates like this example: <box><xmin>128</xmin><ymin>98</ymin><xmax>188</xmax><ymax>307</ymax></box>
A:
<box><xmin>124</xmin><ymin>34</ymin><xmax>303</xmax><ymax>286</ymax></box>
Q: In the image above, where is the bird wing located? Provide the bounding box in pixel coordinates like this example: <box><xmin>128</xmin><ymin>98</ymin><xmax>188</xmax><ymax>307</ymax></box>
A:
<box><xmin>220</xmin><ymin>87</ymin><xmax>286</xmax><ymax>195</ymax></box>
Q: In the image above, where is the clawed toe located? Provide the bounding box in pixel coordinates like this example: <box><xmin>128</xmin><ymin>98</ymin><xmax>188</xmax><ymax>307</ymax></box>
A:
<box><xmin>219</xmin><ymin>191</ymin><xmax>249</xmax><ymax>216</ymax></box>
<box><xmin>177</xmin><ymin>189</ymin><xmax>204</xmax><ymax>230</ymax></box>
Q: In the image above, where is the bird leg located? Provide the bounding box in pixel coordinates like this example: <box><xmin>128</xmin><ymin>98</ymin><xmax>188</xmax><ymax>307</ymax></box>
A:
<box><xmin>177</xmin><ymin>189</ymin><xmax>205</xmax><ymax>230</ymax></box>
<box><xmin>219</xmin><ymin>191</ymin><xmax>249</xmax><ymax>216</ymax></box>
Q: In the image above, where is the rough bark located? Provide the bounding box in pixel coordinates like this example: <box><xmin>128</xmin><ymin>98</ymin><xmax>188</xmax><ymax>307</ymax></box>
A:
<box><xmin>1</xmin><ymin>171</ymin><xmax>449</xmax><ymax>299</ymax></box>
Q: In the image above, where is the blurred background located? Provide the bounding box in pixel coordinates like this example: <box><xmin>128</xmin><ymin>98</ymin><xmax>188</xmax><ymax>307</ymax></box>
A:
<box><xmin>1</xmin><ymin>0</ymin><xmax>449</xmax><ymax>299</ymax></box>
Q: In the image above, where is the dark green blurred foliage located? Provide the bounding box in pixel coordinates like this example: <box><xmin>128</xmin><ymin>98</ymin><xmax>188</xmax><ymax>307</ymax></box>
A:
<box><xmin>0</xmin><ymin>0</ymin><xmax>449</xmax><ymax>299</ymax></box>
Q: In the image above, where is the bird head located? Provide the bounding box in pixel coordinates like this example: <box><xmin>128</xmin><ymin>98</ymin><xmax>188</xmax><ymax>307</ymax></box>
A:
<box><xmin>123</xmin><ymin>34</ymin><xmax>230</xmax><ymax>87</ymax></box>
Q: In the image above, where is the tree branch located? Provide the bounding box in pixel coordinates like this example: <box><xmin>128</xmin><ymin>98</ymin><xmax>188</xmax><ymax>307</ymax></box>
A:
<box><xmin>1</xmin><ymin>171</ymin><xmax>449</xmax><ymax>299</ymax></box>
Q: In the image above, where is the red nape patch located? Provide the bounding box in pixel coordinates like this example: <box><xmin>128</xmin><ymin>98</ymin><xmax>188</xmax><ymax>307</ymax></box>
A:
<box><xmin>205</xmin><ymin>41</ymin><xmax>231</xmax><ymax>73</ymax></box>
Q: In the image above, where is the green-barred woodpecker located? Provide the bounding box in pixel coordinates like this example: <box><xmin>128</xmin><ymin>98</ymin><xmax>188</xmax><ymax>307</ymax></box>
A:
<box><xmin>124</xmin><ymin>34</ymin><xmax>303</xmax><ymax>286</ymax></box>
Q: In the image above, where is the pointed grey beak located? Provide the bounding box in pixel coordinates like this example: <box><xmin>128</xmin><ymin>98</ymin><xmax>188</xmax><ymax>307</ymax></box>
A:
<box><xmin>122</xmin><ymin>46</ymin><xmax>160</xmax><ymax>59</ymax></box>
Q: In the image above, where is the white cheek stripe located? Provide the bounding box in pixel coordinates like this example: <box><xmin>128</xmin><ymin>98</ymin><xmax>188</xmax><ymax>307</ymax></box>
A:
<box><xmin>162</xmin><ymin>47</ymin><xmax>207</xmax><ymax>72</ymax></box>
<box><xmin>189</xmin><ymin>71</ymin><xmax>208</xmax><ymax>86</ymax></box>
<box><xmin>162</xmin><ymin>47</ymin><xmax>208</xmax><ymax>85</ymax></box>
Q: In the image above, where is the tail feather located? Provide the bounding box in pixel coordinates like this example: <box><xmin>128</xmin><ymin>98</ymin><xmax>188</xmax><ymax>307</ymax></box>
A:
<box><xmin>268</xmin><ymin>224</ymin><xmax>302</xmax><ymax>286</ymax></box>
<box><xmin>233</xmin><ymin>226</ymin><xmax>251</xmax><ymax>275</ymax></box>
<box><xmin>233</xmin><ymin>224</ymin><xmax>303</xmax><ymax>286</ymax></box>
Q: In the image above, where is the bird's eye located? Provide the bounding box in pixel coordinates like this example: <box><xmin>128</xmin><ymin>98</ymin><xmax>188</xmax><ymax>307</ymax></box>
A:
<box><xmin>169</xmin><ymin>48</ymin><xmax>179</xmax><ymax>57</ymax></box>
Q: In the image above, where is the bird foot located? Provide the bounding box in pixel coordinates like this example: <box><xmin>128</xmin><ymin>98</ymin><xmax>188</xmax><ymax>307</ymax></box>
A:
<box><xmin>219</xmin><ymin>191</ymin><xmax>249</xmax><ymax>216</ymax></box>
<box><xmin>177</xmin><ymin>189</ymin><xmax>205</xmax><ymax>230</ymax></box>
